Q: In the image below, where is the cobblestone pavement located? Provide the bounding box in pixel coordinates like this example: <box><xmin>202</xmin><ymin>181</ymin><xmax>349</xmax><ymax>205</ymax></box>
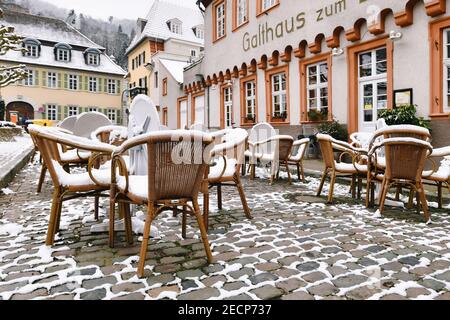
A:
<box><xmin>0</xmin><ymin>160</ymin><xmax>450</xmax><ymax>300</ymax></box>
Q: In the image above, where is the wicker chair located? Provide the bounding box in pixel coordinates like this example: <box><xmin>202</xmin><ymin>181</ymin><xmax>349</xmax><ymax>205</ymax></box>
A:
<box><xmin>109</xmin><ymin>130</ymin><xmax>214</xmax><ymax>278</ymax></box>
<box><xmin>91</xmin><ymin>125</ymin><xmax>128</xmax><ymax>146</ymax></box>
<box><xmin>422</xmin><ymin>147</ymin><xmax>450</xmax><ymax>209</ymax></box>
<box><xmin>28</xmin><ymin>125</ymin><xmax>116</xmax><ymax>246</ymax></box>
<box><xmin>287</xmin><ymin>138</ymin><xmax>310</xmax><ymax>182</ymax></box>
<box><xmin>244</xmin><ymin>122</ymin><xmax>277</xmax><ymax>177</ymax></box>
<box><xmin>366</xmin><ymin>125</ymin><xmax>432</xmax><ymax>207</ymax></box>
<box><xmin>203</xmin><ymin>128</ymin><xmax>252</xmax><ymax>230</ymax></box>
<box><xmin>369</xmin><ymin>137</ymin><xmax>433</xmax><ymax>222</ymax></box>
<box><xmin>316</xmin><ymin>134</ymin><xmax>368</xmax><ymax>204</ymax></box>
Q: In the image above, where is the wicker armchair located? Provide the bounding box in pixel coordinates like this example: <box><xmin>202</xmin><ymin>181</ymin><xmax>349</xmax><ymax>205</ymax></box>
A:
<box><xmin>109</xmin><ymin>130</ymin><xmax>214</xmax><ymax>278</ymax></box>
<box><xmin>244</xmin><ymin>122</ymin><xmax>277</xmax><ymax>177</ymax></box>
<box><xmin>369</xmin><ymin>137</ymin><xmax>433</xmax><ymax>223</ymax></box>
<box><xmin>203</xmin><ymin>129</ymin><xmax>252</xmax><ymax>230</ymax></box>
<box><xmin>28</xmin><ymin>125</ymin><xmax>116</xmax><ymax>246</ymax></box>
<box><xmin>422</xmin><ymin>147</ymin><xmax>450</xmax><ymax>209</ymax></box>
<box><xmin>287</xmin><ymin>138</ymin><xmax>310</xmax><ymax>182</ymax></box>
<box><xmin>316</xmin><ymin>134</ymin><xmax>368</xmax><ymax>204</ymax></box>
<box><xmin>91</xmin><ymin>125</ymin><xmax>128</xmax><ymax>146</ymax></box>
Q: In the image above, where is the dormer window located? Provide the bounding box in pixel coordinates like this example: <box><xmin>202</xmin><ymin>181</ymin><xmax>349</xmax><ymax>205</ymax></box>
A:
<box><xmin>193</xmin><ymin>25</ymin><xmax>205</xmax><ymax>39</ymax></box>
<box><xmin>84</xmin><ymin>48</ymin><xmax>101</xmax><ymax>66</ymax></box>
<box><xmin>167</xmin><ymin>18</ymin><xmax>182</xmax><ymax>35</ymax></box>
<box><xmin>22</xmin><ymin>38</ymin><xmax>41</xmax><ymax>58</ymax></box>
<box><xmin>54</xmin><ymin>43</ymin><xmax>72</xmax><ymax>62</ymax></box>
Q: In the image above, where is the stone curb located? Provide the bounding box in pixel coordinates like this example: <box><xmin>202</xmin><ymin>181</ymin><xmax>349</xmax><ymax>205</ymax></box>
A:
<box><xmin>0</xmin><ymin>146</ymin><xmax>34</xmax><ymax>190</ymax></box>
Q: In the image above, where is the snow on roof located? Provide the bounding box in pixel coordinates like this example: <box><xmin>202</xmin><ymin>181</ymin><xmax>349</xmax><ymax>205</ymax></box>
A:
<box><xmin>0</xmin><ymin>9</ymin><xmax>103</xmax><ymax>49</ymax></box>
<box><xmin>127</xmin><ymin>0</ymin><xmax>204</xmax><ymax>54</ymax></box>
<box><xmin>159</xmin><ymin>58</ymin><xmax>188</xmax><ymax>83</ymax></box>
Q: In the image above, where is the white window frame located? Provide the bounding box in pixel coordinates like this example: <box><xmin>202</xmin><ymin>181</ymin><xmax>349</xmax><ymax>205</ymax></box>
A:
<box><xmin>216</xmin><ymin>2</ymin><xmax>226</xmax><ymax>39</ymax></box>
<box><xmin>262</xmin><ymin>0</ymin><xmax>276</xmax><ymax>11</ymax></box>
<box><xmin>244</xmin><ymin>80</ymin><xmax>256</xmax><ymax>119</ymax></box>
<box><xmin>237</xmin><ymin>0</ymin><xmax>248</xmax><ymax>26</ymax></box>
<box><xmin>271</xmin><ymin>72</ymin><xmax>287</xmax><ymax>117</ymax></box>
<box><xmin>223</xmin><ymin>86</ymin><xmax>233</xmax><ymax>128</ymax></box>
<box><xmin>87</xmin><ymin>53</ymin><xmax>99</xmax><ymax>65</ymax></box>
<box><xmin>47</xmin><ymin>72</ymin><xmax>57</xmax><ymax>89</ymax></box>
<box><xmin>307</xmin><ymin>62</ymin><xmax>329</xmax><ymax>112</ymax></box>
<box><xmin>107</xmin><ymin>79</ymin><xmax>117</xmax><ymax>94</ymax></box>
<box><xmin>443</xmin><ymin>28</ymin><xmax>450</xmax><ymax>112</ymax></box>
<box><xmin>170</xmin><ymin>21</ymin><xmax>182</xmax><ymax>34</ymax></box>
<box><xmin>196</xmin><ymin>28</ymin><xmax>204</xmax><ymax>39</ymax></box>
<box><xmin>88</xmin><ymin>107</ymin><xmax>98</xmax><ymax>112</ymax></box>
<box><xmin>191</xmin><ymin>49</ymin><xmax>197</xmax><ymax>57</ymax></box>
<box><xmin>68</xmin><ymin>106</ymin><xmax>79</xmax><ymax>117</ymax></box>
<box><xmin>68</xmin><ymin>74</ymin><xmax>78</xmax><ymax>91</ymax></box>
<box><xmin>25</xmin><ymin>44</ymin><xmax>39</xmax><ymax>57</ymax></box>
<box><xmin>46</xmin><ymin>105</ymin><xmax>57</xmax><ymax>121</ymax></box>
<box><xmin>23</xmin><ymin>69</ymin><xmax>34</xmax><ymax>86</ymax></box>
<box><xmin>107</xmin><ymin>109</ymin><xmax>117</xmax><ymax>124</ymax></box>
<box><xmin>57</xmin><ymin>48</ymin><xmax>70</xmax><ymax>62</ymax></box>
<box><xmin>89</xmin><ymin>76</ymin><xmax>98</xmax><ymax>92</ymax></box>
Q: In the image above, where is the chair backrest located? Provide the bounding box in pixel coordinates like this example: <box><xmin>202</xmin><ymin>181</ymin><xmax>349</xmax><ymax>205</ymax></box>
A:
<box><xmin>372</xmin><ymin>125</ymin><xmax>432</xmax><ymax>143</ymax></box>
<box><xmin>382</xmin><ymin>138</ymin><xmax>433</xmax><ymax>182</ymax></box>
<box><xmin>73</xmin><ymin>112</ymin><xmax>112</xmax><ymax>138</ymax></box>
<box><xmin>350</xmin><ymin>132</ymin><xmax>373</xmax><ymax>149</ymax></box>
<box><xmin>272</xmin><ymin>135</ymin><xmax>294</xmax><ymax>161</ymax></box>
<box><xmin>211</xmin><ymin>128</ymin><xmax>248</xmax><ymax>174</ymax></box>
<box><xmin>292</xmin><ymin>138</ymin><xmax>310</xmax><ymax>159</ymax></box>
<box><xmin>317</xmin><ymin>134</ymin><xmax>336</xmax><ymax>169</ymax></box>
<box><xmin>91</xmin><ymin>125</ymin><xmax>128</xmax><ymax>146</ymax></box>
<box><xmin>58</xmin><ymin>116</ymin><xmax>77</xmax><ymax>132</ymax></box>
<box><xmin>248</xmin><ymin>122</ymin><xmax>276</xmax><ymax>144</ymax></box>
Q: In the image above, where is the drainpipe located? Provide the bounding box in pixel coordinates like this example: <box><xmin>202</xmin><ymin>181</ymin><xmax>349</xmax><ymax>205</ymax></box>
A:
<box><xmin>207</xmin><ymin>85</ymin><xmax>211</xmax><ymax>129</ymax></box>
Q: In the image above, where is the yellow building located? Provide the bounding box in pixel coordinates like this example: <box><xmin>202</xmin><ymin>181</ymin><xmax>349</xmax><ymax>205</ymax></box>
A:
<box><xmin>0</xmin><ymin>8</ymin><xmax>126</xmax><ymax>125</ymax></box>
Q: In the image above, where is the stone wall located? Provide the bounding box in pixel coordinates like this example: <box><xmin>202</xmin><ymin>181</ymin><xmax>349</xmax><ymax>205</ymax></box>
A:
<box><xmin>0</xmin><ymin>128</ymin><xmax>23</xmax><ymax>142</ymax></box>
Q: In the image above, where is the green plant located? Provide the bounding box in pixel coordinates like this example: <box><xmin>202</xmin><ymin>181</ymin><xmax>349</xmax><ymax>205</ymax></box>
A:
<box><xmin>318</xmin><ymin>119</ymin><xmax>348</xmax><ymax>142</ymax></box>
<box><xmin>273</xmin><ymin>111</ymin><xmax>288</xmax><ymax>120</ymax></box>
<box><xmin>378</xmin><ymin>105</ymin><xmax>431</xmax><ymax>130</ymax></box>
<box><xmin>308</xmin><ymin>109</ymin><xmax>328</xmax><ymax>122</ymax></box>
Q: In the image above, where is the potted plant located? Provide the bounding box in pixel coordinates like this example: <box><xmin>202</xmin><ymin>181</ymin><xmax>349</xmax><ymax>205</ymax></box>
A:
<box><xmin>272</xmin><ymin>111</ymin><xmax>288</xmax><ymax>121</ymax></box>
<box><xmin>317</xmin><ymin>119</ymin><xmax>349</xmax><ymax>161</ymax></box>
<box><xmin>246</xmin><ymin>113</ymin><xmax>256</xmax><ymax>123</ymax></box>
<box><xmin>308</xmin><ymin>109</ymin><xmax>329</xmax><ymax>122</ymax></box>
<box><xmin>378</xmin><ymin>105</ymin><xmax>431</xmax><ymax>130</ymax></box>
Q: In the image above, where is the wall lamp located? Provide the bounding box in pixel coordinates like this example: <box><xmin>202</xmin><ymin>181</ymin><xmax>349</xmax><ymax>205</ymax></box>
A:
<box><xmin>331</xmin><ymin>47</ymin><xmax>344</xmax><ymax>57</ymax></box>
<box><xmin>389</xmin><ymin>30</ymin><xmax>403</xmax><ymax>41</ymax></box>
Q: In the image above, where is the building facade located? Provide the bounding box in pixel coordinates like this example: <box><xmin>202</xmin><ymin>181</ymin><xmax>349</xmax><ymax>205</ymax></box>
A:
<box><xmin>0</xmin><ymin>7</ymin><xmax>126</xmax><ymax>125</ymax></box>
<box><xmin>182</xmin><ymin>0</ymin><xmax>450</xmax><ymax>147</ymax></box>
<box><xmin>126</xmin><ymin>0</ymin><xmax>204</xmax><ymax>129</ymax></box>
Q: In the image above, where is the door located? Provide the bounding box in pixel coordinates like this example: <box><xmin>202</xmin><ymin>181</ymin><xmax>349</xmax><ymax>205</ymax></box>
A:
<box><xmin>358</xmin><ymin>47</ymin><xmax>388</xmax><ymax>132</ymax></box>
<box><xmin>179</xmin><ymin>100</ymin><xmax>187</xmax><ymax>129</ymax></box>
<box><xmin>9</xmin><ymin>112</ymin><xmax>19</xmax><ymax>124</ymax></box>
<box><xmin>223</xmin><ymin>86</ymin><xmax>233</xmax><ymax>128</ymax></box>
<box><xmin>194</xmin><ymin>95</ymin><xmax>205</xmax><ymax>125</ymax></box>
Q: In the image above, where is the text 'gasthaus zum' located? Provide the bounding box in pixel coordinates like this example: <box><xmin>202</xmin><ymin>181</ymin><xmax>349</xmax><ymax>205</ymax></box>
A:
<box><xmin>242</xmin><ymin>0</ymin><xmax>371</xmax><ymax>52</ymax></box>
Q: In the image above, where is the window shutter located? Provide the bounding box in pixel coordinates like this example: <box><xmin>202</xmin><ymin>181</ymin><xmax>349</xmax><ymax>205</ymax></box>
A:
<box><xmin>42</xmin><ymin>104</ymin><xmax>47</xmax><ymax>119</ymax></box>
<box><xmin>84</xmin><ymin>76</ymin><xmax>88</xmax><ymax>91</ymax></box>
<box><xmin>78</xmin><ymin>75</ymin><xmax>83</xmax><ymax>91</ymax></box>
<box><xmin>57</xmin><ymin>105</ymin><xmax>62</xmax><ymax>121</ymax></box>
<box><xmin>42</xmin><ymin>71</ymin><xmax>46</xmax><ymax>87</ymax></box>
<box><xmin>64</xmin><ymin>106</ymin><xmax>68</xmax><ymax>118</ymax></box>
<box><xmin>117</xmin><ymin>109</ymin><xmax>122</xmax><ymax>125</ymax></box>
<box><xmin>104</xmin><ymin>78</ymin><xmax>108</xmax><ymax>93</ymax></box>
<box><xmin>64</xmin><ymin>74</ymin><xmax>68</xmax><ymax>89</ymax></box>
<box><xmin>34</xmin><ymin>70</ymin><xmax>39</xmax><ymax>86</ymax></box>
<box><xmin>98</xmin><ymin>78</ymin><xmax>103</xmax><ymax>93</ymax></box>
<box><xmin>58</xmin><ymin>73</ymin><xmax>62</xmax><ymax>88</ymax></box>
<box><xmin>116</xmin><ymin>80</ymin><xmax>121</xmax><ymax>95</ymax></box>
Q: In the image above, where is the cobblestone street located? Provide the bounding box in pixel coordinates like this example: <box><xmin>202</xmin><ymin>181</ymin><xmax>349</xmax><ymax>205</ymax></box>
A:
<box><xmin>1</xmin><ymin>160</ymin><xmax>450</xmax><ymax>300</ymax></box>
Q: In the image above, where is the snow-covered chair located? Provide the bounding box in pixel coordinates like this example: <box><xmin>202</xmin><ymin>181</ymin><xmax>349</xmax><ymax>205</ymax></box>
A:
<box><xmin>205</xmin><ymin>128</ymin><xmax>252</xmax><ymax>229</ymax></box>
<box><xmin>316</xmin><ymin>134</ymin><xmax>368</xmax><ymax>203</ymax></box>
<box><xmin>57</xmin><ymin>115</ymin><xmax>77</xmax><ymax>132</ymax></box>
<box><xmin>28</xmin><ymin>125</ymin><xmax>117</xmax><ymax>246</ymax></box>
<box><xmin>287</xmin><ymin>138</ymin><xmax>310</xmax><ymax>182</ymax></box>
<box><xmin>73</xmin><ymin>112</ymin><xmax>112</xmax><ymax>138</ymax></box>
<box><xmin>369</xmin><ymin>137</ymin><xmax>433</xmax><ymax>223</ymax></box>
<box><xmin>91</xmin><ymin>125</ymin><xmax>128</xmax><ymax>146</ymax></box>
<box><xmin>109</xmin><ymin>130</ymin><xmax>215</xmax><ymax>278</ymax></box>
<box><xmin>350</xmin><ymin>132</ymin><xmax>373</xmax><ymax>150</ymax></box>
<box><xmin>190</xmin><ymin>123</ymin><xmax>209</xmax><ymax>132</ymax></box>
<box><xmin>423</xmin><ymin>147</ymin><xmax>450</xmax><ymax>209</ymax></box>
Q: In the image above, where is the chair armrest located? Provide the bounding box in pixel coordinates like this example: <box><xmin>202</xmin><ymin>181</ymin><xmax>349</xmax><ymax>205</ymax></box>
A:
<box><xmin>293</xmin><ymin>138</ymin><xmax>310</xmax><ymax>147</ymax></box>
<box><xmin>430</xmin><ymin>146</ymin><xmax>450</xmax><ymax>158</ymax></box>
<box><xmin>110</xmin><ymin>154</ymin><xmax>130</xmax><ymax>193</ymax></box>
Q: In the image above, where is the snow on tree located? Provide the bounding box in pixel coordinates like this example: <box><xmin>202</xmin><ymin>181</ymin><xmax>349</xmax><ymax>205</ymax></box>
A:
<box><xmin>0</xmin><ymin>8</ymin><xmax>27</xmax><ymax>88</ymax></box>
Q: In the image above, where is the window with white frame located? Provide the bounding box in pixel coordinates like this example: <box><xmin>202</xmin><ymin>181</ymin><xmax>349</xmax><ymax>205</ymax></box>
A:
<box><xmin>443</xmin><ymin>28</ymin><xmax>450</xmax><ymax>112</ymax></box>
<box><xmin>46</xmin><ymin>105</ymin><xmax>57</xmax><ymax>121</ymax></box>
<box><xmin>271</xmin><ymin>72</ymin><xmax>287</xmax><ymax>117</ymax></box>
<box><xmin>89</xmin><ymin>76</ymin><xmax>98</xmax><ymax>92</ymax></box>
<box><xmin>107</xmin><ymin>79</ymin><xmax>117</xmax><ymax>94</ymax></box>
<box><xmin>57</xmin><ymin>48</ymin><xmax>70</xmax><ymax>62</ymax></box>
<box><xmin>195</xmin><ymin>27</ymin><xmax>204</xmax><ymax>39</ymax></box>
<box><xmin>88</xmin><ymin>107</ymin><xmax>98</xmax><ymax>112</ymax></box>
<box><xmin>223</xmin><ymin>86</ymin><xmax>233</xmax><ymax>128</ymax></box>
<box><xmin>68</xmin><ymin>106</ymin><xmax>79</xmax><ymax>117</ymax></box>
<box><xmin>169</xmin><ymin>20</ymin><xmax>182</xmax><ymax>34</ymax></box>
<box><xmin>47</xmin><ymin>72</ymin><xmax>57</xmax><ymax>88</ymax></box>
<box><xmin>262</xmin><ymin>0</ymin><xmax>276</xmax><ymax>11</ymax></box>
<box><xmin>216</xmin><ymin>2</ymin><xmax>226</xmax><ymax>39</ymax></box>
<box><xmin>69</xmin><ymin>74</ymin><xmax>78</xmax><ymax>90</ymax></box>
<box><xmin>245</xmin><ymin>80</ymin><xmax>256</xmax><ymax>120</ymax></box>
<box><xmin>307</xmin><ymin>62</ymin><xmax>329</xmax><ymax>115</ymax></box>
<box><xmin>237</xmin><ymin>0</ymin><xmax>248</xmax><ymax>26</ymax></box>
<box><xmin>87</xmin><ymin>53</ymin><xmax>99</xmax><ymax>65</ymax></box>
<box><xmin>23</xmin><ymin>69</ymin><xmax>34</xmax><ymax>86</ymax></box>
<box><xmin>191</xmin><ymin>49</ymin><xmax>197</xmax><ymax>57</ymax></box>
<box><xmin>107</xmin><ymin>109</ymin><xmax>117</xmax><ymax>124</ymax></box>
<box><xmin>25</xmin><ymin>44</ymin><xmax>39</xmax><ymax>57</ymax></box>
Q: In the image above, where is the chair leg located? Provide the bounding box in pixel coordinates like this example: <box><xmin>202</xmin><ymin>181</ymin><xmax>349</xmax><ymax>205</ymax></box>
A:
<box><xmin>94</xmin><ymin>196</ymin><xmax>100</xmax><ymax>221</ymax></box>
<box><xmin>203</xmin><ymin>192</ymin><xmax>210</xmax><ymax>232</ymax></box>
<box><xmin>296</xmin><ymin>163</ymin><xmax>301</xmax><ymax>181</ymax></box>
<box><xmin>182</xmin><ymin>206</ymin><xmax>187</xmax><ymax>239</ymax></box>
<box><xmin>351</xmin><ymin>174</ymin><xmax>356</xmax><ymax>199</ymax></box>
<box><xmin>250</xmin><ymin>164</ymin><xmax>256</xmax><ymax>180</ymax></box>
<box><xmin>365</xmin><ymin>173</ymin><xmax>372</xmax><ymax>208</ymax></box>
<box><xmin>357</xmin><ymin>177</ymin><xmax>363</xmax><ymax>200</ymax></box>
<box><xmin>192</xmin><ymin>199</ymin><xmax>213</xmax><ymax>264</ymax></box>
<box><xmin>30</xmin><ymin>149</ymin><xmax>36</xmax><ymax>163</ymax></box>
<box><xmin>109</xmin><ymin>199</ymin><xmax>116</xmax><ymax>248</ymax></box>
<box><xmin>123</xmin><ymin>203</ymin><xmax>133</xmax><ymax>245</ymax></box>
<box><xmin>285</xmin><ymin>162</ymin><xmax>292</xmax><ymax>185</ymax></box>
<box><xmin>53</xmin><ymin>195</ymin><xmax>63</xmax><ymax>239</ymax></box>
<box><xmin>46</xmin><ymin>190</ymin><xmax>61</xmax><ymax>246</ymax></box>
<box><xmin>235</xmin><ymin>176</ymin><xmax>253</xmax><ymax>220</ymax></box>
<box><xmin>327</xmin><ymin>172</ymin><xmax>337</xmax><ymax>204</ymax></box>
<box><xmin>378</xmin><ymin>180</ymin><xmax>390</xmax><ymax>215</ymax></box>
<box><xmin>438</xmin><ymin>182</ymin><xmax>443</xmax><ymax>209</ymax></box>
<box><xmin>301</xmin><ymin>162</ymin><xmax>306</xmax><ymax>182</ymax></box>
<box><xmin>217</xmin><ymin>185</ymin><xmax>222</xmax><ymax>211</ymax></box>
<box><xmin>417</xmin><ymin>183</ymin><xmax>431</xmax><ymax>222</ymax></box>
<box><xmin>137</xmin><ymin>204</ymin><xmax>155</xmax><ymax>278</ymax></box>
<box><xmin>37</xmin><ymin>164</ymin><xmax>47</xmax><ymax>193</ymax></box>
<box><xmin>317</xmin><ymin>170</ymin><xmax>328</xmax><ymax>197</ymax></box>
<box><xmin>407</xmin><ymin>188</ymin><xmax>415</xmax><ymax>209</ymax></box>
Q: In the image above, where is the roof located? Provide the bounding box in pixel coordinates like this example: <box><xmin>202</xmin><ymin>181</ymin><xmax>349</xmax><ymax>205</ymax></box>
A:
<box><xmin>0</xmin><ymin>9</ymin><xmax>126</xmax><ymax>75</ymax></box>
<box><xmin>159</xmin><ymin>58</ymin><xmax>189</xmax><ymax>83</ymax></box>
<box><xmin>127</xmin><ymin>0</ymin><xmax>204</xmax><ymax>54</ymax></box>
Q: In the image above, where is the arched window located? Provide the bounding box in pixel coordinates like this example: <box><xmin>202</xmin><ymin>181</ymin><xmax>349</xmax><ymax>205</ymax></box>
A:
<box><xmin>54</xmin><ymin>43</ymin><xmax>72</xmax><ymax>62</ymax></box>
<box><xmin>22</xmin><ymin>38</ymin><xmax>41</xmax><ymax>58</ymax></box>
<box><xmin>84</xmin><ymin>48</ymin><xmax>101</xmax><ymax>66</ymax></box>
